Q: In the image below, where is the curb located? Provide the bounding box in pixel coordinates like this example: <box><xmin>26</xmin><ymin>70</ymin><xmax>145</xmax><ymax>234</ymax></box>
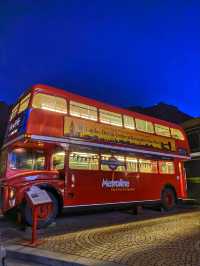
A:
<box><xmin>181</xmin><ymin>199</ymin><xmax>200</xmax><ymax>206</ymax></box>
<box><xmin>6</xmin><ymin>245</ymin><xmax>123</xmax><ymax>266</ymax></box>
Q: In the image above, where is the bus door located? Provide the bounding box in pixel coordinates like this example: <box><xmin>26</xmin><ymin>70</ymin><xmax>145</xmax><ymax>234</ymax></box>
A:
<box><xmin>65</xmin><ymin>149</ymin><xmax>101</xmax><ymax>205</ymax></box>
<box><xmin>178</xmin><ymin>161</ymin><xmax>187</xmax><ymax>198</ymax></box>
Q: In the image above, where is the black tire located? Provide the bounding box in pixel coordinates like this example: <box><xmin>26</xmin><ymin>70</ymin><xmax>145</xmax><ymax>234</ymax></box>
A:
<box><xmin>3</xmin><ymin>208</ymin><xmax>18</xmax><ymax>223</ymax></box>
<box><xmin>161</xmin><ymin>187</ymin><xmax>176</xmax><ymax>211</ymax></box>
<box><xmin>22</xmin><ymin>191</ymin><xmax>59</xmax><ymax>228</ymax></box>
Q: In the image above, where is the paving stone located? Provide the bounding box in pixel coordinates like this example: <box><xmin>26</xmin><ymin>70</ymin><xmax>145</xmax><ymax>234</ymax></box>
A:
<box><xmin>35</xmin><ymin>210</ymin><xmax>200</xmax><ymax>266</ymax></box>
<box><xmin>2</xmin><ymin>206</ymin><xmax>200</xmax><ymax>265</ymax></box>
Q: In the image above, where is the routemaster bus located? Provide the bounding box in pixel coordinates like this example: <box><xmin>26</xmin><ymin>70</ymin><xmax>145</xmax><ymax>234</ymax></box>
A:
<box><xmin>0</xmin><ymin>84</ymin><xmax>190</xmax><ymax>227</ymax></box>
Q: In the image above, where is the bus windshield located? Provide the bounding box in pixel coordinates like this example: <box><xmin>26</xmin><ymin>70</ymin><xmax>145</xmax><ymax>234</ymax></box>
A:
<box><xmin>9</xmin><ymin>148</ymin><xmax>45</xmax><ymax>170</ymax></box>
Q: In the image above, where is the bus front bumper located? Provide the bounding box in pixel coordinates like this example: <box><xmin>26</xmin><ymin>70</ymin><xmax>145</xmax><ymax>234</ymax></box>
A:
<box><xmin>0</xmin><ymin>184</ymin><xmax>17</xmax><ymax>213</ymax></box>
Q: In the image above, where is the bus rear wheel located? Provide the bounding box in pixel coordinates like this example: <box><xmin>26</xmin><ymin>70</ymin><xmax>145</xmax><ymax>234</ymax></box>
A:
<box><xmin>161</xmin><ymin>188</ymin><xmax>176</xmax><ymax>211</ymax></box>
<box><xmin>22</xmin><ymin>191</ymin><xmax>59</xmax><ymax>228</ymax></box>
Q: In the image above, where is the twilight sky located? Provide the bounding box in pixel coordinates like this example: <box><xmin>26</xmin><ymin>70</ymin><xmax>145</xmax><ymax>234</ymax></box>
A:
<box><xmin>0</xmin><ymin>1</ymin><xmax>200</xmax><ymax>116</ymax></box>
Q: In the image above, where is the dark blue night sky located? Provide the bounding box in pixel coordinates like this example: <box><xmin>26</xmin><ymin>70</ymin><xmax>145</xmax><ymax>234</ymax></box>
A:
<box><xmin>0</xmin><ymin>1</ymin><xmax>200</xmax><ymax>116</ymax></box>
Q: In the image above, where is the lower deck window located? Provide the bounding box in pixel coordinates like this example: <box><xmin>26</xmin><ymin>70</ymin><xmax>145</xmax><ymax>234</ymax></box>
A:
<box><xmin>101</xmin><ymin>155</ymin><xmax>125</xmax><ymax>171</ymax></box>
<box><xmin>69</xmin><ymin>152</ymin><xmax>99</xmax><ymax>170</ymax></box>
<box><xmin>159</xmin><ymin>161</ymin><xmax>175</xmax><ymax>174</ymax></box>
<box><xmin>9</xmin><ymin>148</ymin><xmax>45</xmax><ymax>170</ymax></box>
<box><xmin>68</xmin><ymin>150</ymin><xmax>175</xmax><ymax>175</ymax></box>
<box><xmin>126</xmin><ymin>157</ymin><xmax>138</xmax><ymax>172</ymax></box>
<box><xmin>139</xmin><ymin>159</ymin><xmax>158</xmax><ymax>173</ymax></box>
<box><xmin>52</xmin><ymin>150</ymin><xmax>65</xmax><ymax>170</ymax></box>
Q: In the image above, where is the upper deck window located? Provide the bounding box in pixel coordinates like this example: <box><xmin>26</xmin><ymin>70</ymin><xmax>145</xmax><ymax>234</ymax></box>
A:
<box><xmin>155</xmin><ymin>124</ymin><xmax>171</xmax><ymax>137</ymax></box>
<box><xmin>18</xmin><ymin>93</ymin><xmax>31</xmax><ymax>114</ymax></box>
<box><xmin>123</xmin><ymin>115</ymin><xmax>135</xmax><ymax>129</ymax></box>
<box><xmin>70</xmin><ymin>101</ymin><xmax>97</xmax><ymax>121</ymax></box>
<box><xmin>135</xmin><ymin>119</ymin><xmax>154</xmax><ymax>134</ymax></box>
<box><xmin>9</xmin><ymin>148</ymin><xmax>45</xmax><ymax>170</ymax></box>
<box><xmin>32</xmin><ymin>93</ymin><xmax>67</xmax><ymax>114</ymax></box>
<box><xmin>99</xmin><ymin>109</ymin><xmax>123</xmax><ymax>127</ymax></box>
<box><xmin>10</xmin><ymin>104</ymin><xmax>19</xmax><ymax>121</ymax></box>
<box><xmin>170</xmin><ymin>128</ymin><xmax>184</xmax><ymax>140</ymax></box>
<box><xmin>9</xmin><ymin>94</ymin><xmax>31</xmax><ymax>121</ymax></box>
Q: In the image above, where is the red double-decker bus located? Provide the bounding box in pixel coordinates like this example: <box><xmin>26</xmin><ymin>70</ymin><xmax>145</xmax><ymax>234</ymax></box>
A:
<box><xmin>0</xmin><ymin>84</ymin><xmax>189</xmax><ymax>227</ymax></box>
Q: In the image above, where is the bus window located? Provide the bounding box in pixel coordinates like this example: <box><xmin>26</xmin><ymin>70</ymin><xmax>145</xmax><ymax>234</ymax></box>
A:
<box><xmin>32</xmin><ymin>93</ymin><xmax>67</xmax><ymax>114</ymax></box>
<box><xmin>170</xmin><ymin>128</ymin><xmax>184</xmax><ymax>140</ymax></box>
<box><xmin>155</xmin><ymin>124</ymin><xmax>171</xmax><ymax>137</ymax></box>
<box><xmin>99</xmin><ymin>109</ymin><xmax>123</xmax><ymax>127</ymax></box>
<box><xmin>101</xmin><ymin>154</ymin><xmax>125</xmax><ymax>171</ymax></box>
<box><xmin>126</xmin><ymin>157</ymin><xmax>138</xmax><ymax>172</ymax></box>
<box><xmin>10</xmin><ymin>103</ymin><xmax>19</xmax><ymax>121</ymax></box>
<box><xmin>135</xmin><ymin>119</ymin><xmax>154</xmax><ymax>134</ymax></box>
<box><xmin>159</xmin><ymin>161</ymin><xmax>175</xmax><ymax>174</ymax></box>
<box><xmin>9</xmin><ymin>148</ymin><xmax>45</xmax><ymax>170</ymax></box>
<box><xmin>52</xmin><ymin>150</ymin><xmax>65</xmax><ymax>170</ymax></box>
<box><xmin>70</xmin><ymin>101</ymin><xmax>97</xmax><ymax>121</ymax></box>
<box><xmin>69</xmin><ymin>152</ymin><xmax>99</xmax><ymax>170</ymax></box>
<box><xmin>139</xmin><ymin>159</ymin><xmax>158</xmax><ymax>173</ymax></box>
<box><xmin>123</xmin><ymin>115</ymin><xmax>135</xmax><ymax>129</ymax></box>
<box><xmin>18</xmin><ymin>93</ymin><xmax>31</xmax><ymax>114</ymax></box>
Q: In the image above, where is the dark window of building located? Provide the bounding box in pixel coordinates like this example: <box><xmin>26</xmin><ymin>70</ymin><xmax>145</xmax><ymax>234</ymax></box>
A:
<box><xmin>188</xmin><ymin>133</ymin><xmax>200</xmax><ymax>151</ymax></box>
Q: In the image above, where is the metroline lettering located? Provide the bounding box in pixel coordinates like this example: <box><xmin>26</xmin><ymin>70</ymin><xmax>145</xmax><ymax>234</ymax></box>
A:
<box><xmin>102</xmin><ymin>179</ymin><xmax>130</xmax><ymax>188</ymax></box>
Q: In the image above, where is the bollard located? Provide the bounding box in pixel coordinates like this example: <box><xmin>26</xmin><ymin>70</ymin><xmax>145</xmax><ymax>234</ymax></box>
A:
<box><xmin>0</xmin><ymin>245</ymin><xmax>6</xmax><ymax>266</ymax></box>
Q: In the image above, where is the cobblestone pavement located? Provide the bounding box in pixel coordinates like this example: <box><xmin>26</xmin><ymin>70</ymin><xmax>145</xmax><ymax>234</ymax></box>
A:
<box><xmin>37</xmin><ymin>209</ymin><xmax>200</xmax><ymax>266</ymax></box>
<box><xmin>1</xmin><ymin>207</ymin><xmax>200</xmax><ymax>265</ymax></box>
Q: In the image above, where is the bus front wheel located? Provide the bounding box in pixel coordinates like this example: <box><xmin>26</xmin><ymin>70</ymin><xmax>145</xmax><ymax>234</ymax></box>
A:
<box><xmin>22</xmin><ymin>191</ymin><xmax>59</xmax><ymax>228</ymax></box>
<box><xmin>161</xmin><ymin>187</ymin><xmax>176</xmax><ymax>211</ymax></box>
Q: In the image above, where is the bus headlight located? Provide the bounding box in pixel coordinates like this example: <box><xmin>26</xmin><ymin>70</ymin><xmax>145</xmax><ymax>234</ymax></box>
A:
<box><xmin>9</xmin><ymin>188</ymin><xmax>16</xmax><ymax>200</ymax></box>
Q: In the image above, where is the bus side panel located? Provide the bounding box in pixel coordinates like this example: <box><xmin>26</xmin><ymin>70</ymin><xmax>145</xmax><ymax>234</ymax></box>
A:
<box><xmin>136</xmin><ymin>167</ymin><xmax>185</xmax><ymax>202</ymax></box>
<box><xmin>63</xmin><ymin>169</ymin><xmax>185</xmax><ymax>207</ymax></box>
<box><xmin>136</xmin><ymin>173</ymin><xmax>161</xmax><ymax>201</ymax></box>
<box><xmin>63</xmin><ymin>170</ymin><xmax>140</xmax><ymax>206</ymax></box>
<box><xmin>27</xmin><ymin>109</ymin><xmax>64</xmax><ymax>137</ymax></box>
